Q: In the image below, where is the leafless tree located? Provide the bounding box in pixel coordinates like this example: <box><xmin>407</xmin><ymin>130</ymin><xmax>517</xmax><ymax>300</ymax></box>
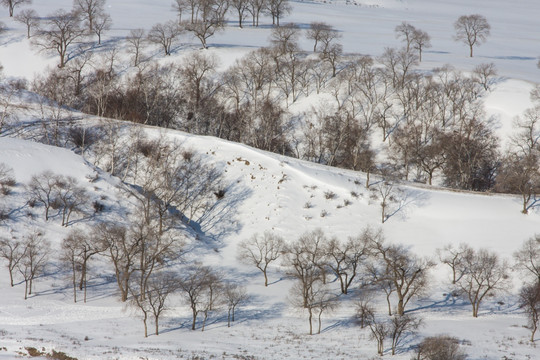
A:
<box><xmin>283</xmin><ymin>229</ymin><xmax>327</xmax><ymax>308</ymax></box>
<box><xmin>32</xmin><ymin>9</ymin><xmax>86</xmax><ymax>68</ymax></box>
<box><xmin>324</xmin><ymin>230</ymin><xmax>370</xmax><ymax>294</ymax></box>
<box><xmin>14</xmin><ymin>8</ymin><xmax>39</xmax><ymax>38</ymax></box>
<box><xmin>17</xmin><ymin>231</ymin><xmax>50</xmax><ymax>300</ymax></box>
<box><xmin>454</xmin><ymin>14</ymin><xmax>491</xmax><ymax>57</ymax></box>
<box><xmin>412</xmin><ymin>28</ymin><xmax>431</xmax><ymax>62</ymax></box>
<box><xmin>184</xmin><ymin>17</ymin><xmax>223</xmax><ymax>49</ymax></box>
<box><xmin>436</xmin><ymin>243</ymin><xmax>474</xmax><ymax>284</ymax></box>
<box><xmin>247</xmin><ymin>0</ymin><xmax>266</xmax><ymax>27</ymax></box>
<box><xmin>73</xmin><ymin>0</ymin><xmax>106</xmax><ymax>32</ymax></box>
<box><xmin>178</xmin><ymin>264</ymin><xmax>221</xmax><ymax>330</ymax></box>
<box><xmin>389</xmin><ymin>314</ymin><xmax>422</xmax><ymax>355</ymax></box>
<box><xmin>54</xmin><ymin>176</ymin><xmax>87</xmax><ymax>226</ymax></box>
<box><xmin>230</xmin><ymin>0</ymin><xmax>249</xmax><ymax>28</ymax></box>
<box><xmin>0</xmin><ymin>235</ymin><xmax>26</xmax><ymax>287</ymax></box>
<box><xmin>290</xmin><ymin>280</ymin><xmax>338</xmax><ymax>335</ymax></box>
<box><xmin>0</xmin><ymin>163</ymin><xmax>15</xmax><ymax>196</ymax></box>
<box><xmin>179</xmin><ymin>51</ymin><xmax>219</xmax><ymax>109</ymax></box>
<box><xmin>172</xmin><ymin>0</ymin><xmax>189</xmax><ymax>22</ymax></box>
<box><xmin>264</xmin><ymin>0</ymin><xmax>290</xmax><ymax>26</ymax></box>
<box><xmin>223</xmin><ymin>282</ymin><xmax>249</xmax><ymax>327</ymax></box>
<box><xmin>370</xmin><ymin>176</ymin><xmax>403</xmax><ymax>224</ymax></box>
<box><xmin>519</xmin><ymin>280</ymin><xmax>540</xmax><ymax>342</ymax></box>
<box><xmin>414</xmin><ymin>335</ymin><xmax>468</xmax><ymax>360</ymax></box>
<box><xmin>365</xmin><ymin>308</ymin><xmax>390</xmax><ymax>356</ymax></box>
<box><xmin>126</xmin><ymin>28</ymin><xmax>146</xmax><ymax>67</ymax></box>
<box><xmin>306</xmin><ymin>22</ymin><xmax>339</xmax><ymax>53</ymax></box>
<box><xmin>27</xmin><ymin>171</ymin><xmax>60</xmax><ymax>221</ymax></box>
<box><xmin>61</xmin><ymin>228</ymin><xmax>104</xmax><ymax>303</ymax></box>
<box><xmin>237</xmin><ymin>231</ymin><xmax>284</xmax><ymax>286</ymax></box>
<box><xmin>130</xmin><ymin>271</ymin><xmax>178</xmax><ymax>337</ymax></box>
<box><xmin>370</xmin><ymin>236</ymin><xmax>433</xmax><ymax>316</ymax></box>
<box><xmin>514</xmin><ymin>236</ymin><xmax>540</xmax><ymax>283</ymax></box>
<box><xmin>92</xmin><ymin>12</ymin><xmax>111</xmax><ymax>45</ymax></box>
<box><xmin>472</xmin><ymin>62</ymin><xmax>497</xmax><ymax>91</ymax></box>
<box><xmin>455</xmin><ymin>248</ymin><xmax>510</xmax><ymax>317</ymax></box>
<box><xmin>97</xmin><ymin>223</ymin><xmax>140</xmax><ymax>302</ymax></box>
<box><xmin>147</xmin><ymin>20</ymin><xmax>183</xmax><ymax>55</ymax></box>
<box><xmin>354</xmin><ymin>292</ymin><xmax>375</xmax><ymax>329</ymax></box>
<box><xmin>0</xmin><ymin>0</ymin><xmax>30</xmax><ymax>17</ymax></box>
<box><xmin>394</xmin><ymin>21</ymin><xmax>416</xmax><ymax>52</ymax></box>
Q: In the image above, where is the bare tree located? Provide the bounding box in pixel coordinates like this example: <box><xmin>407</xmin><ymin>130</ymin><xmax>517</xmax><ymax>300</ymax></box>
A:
<box><xmin>0</xmin><ymin>235</ymin><xmax>26</xmax><ymax>287</ymax></box>
<box><xmin>290</xmin><ymin>280</ymin><xmax>338</xmax><ymax>335</ymax></box>
<box><xmin>264</xmin><ymin>0</ymin><xmax>290</xmax><ymax>26</ymax></box>
<box><xmin>147</xmin><ymin>20</ymin><xmax>183</xmax><ymax>55</ymax></box>
<box><xmin>17</xmin><ymin>231</ymin><xmax>50</xmax><ymax>300</ymax></box>
<box><xmin>54</xmin><ymin>176</ymin><xmax>87</xmax><ymax>227</ymax></box>
<box><xmin>394</xmin><ymin>21</ymin><xmax>416</xmax><ymax>52</ymax></box>
<box><xmin>172</xmin><ymin>0</ymin><xmax>189</xmax><ymax>22</ymax></box>
<box><xmin>230</xmin><ymin>0</ymin><xmax>249</xmax><ymax>28</ymax></box>
<box><xmin>455</xmin><ymin>248</ymin><xmax>510</xmax><ymax>317</ymax></box>
<box><xmin>178</xmin><ymin>264</ymin><xmax>219</xmax><ymax>330</ymax></box>
<box><xmin>283</xmin><ymin>229</ymin><xmax>327</xmax><ymax>308</ymax></box>
<box><xmin>184</xmin><ymin>17</ymin><xmax>223</xmax><ymax>49</ymax></box>
<box><xmin>129</xmin><ymin>271</ymin><xmax>178</xmax><ymax>337</ymax></box>
<box><xmin>97</xmin><ymin>223</ymin><xmax>139</xmax><ymax>302</ymax></box>
<box><xmin>519</xmin><ymin>281</ymin><xmax>540</xmax><ymax>342</ymax></box>
<box><xmin>370</xmin><ymin>177</ymin><xmax>403</xmax><ymax>224</ymax></box>
<box><xmin>61</xmin><ymin>228</ymin><xmax>103</xmax><ymax>303</ymax></box>
<box><xmin>370</xmin><ymin>237</ymin><xmax>433</xmax><ymax>316</ymax></box>
<box><xmin>0</xmin><ymin>0</ymin><xmax>30</xmax><ymax>17</ymax></box>
<box><xmin>324</xmin><ymin>230</ymin><xmax>370</xmax><ymax>294</ymax></box>
<box><xmin>224</xmin><ymin>282</ymin><xmax>249</xmax><ymax>327</ymax></box>
<box><xmin>436</xmin><ymin>243</ymin><xmax>474</xmax><ymax>284</ymax></box>
<box><xmin>237</xmin><ymin>231</ymin><xmax>284</xmax><ymax>286</ymax></box>
<box><xmin>414</xmin><ymin>335</ymin><xmax>468</xmax><ymax>360</ymax></box>
<box><xmin>412</xmin><ymin>28</ymin><xmax>431</xmax><ymax>62</ymax></box>
<box><xmin>73</xmin><ymin>0</ymin><xmax>106</xmax><ymax>32</ymax></box>
<box><xmin>179</xmin><ymin>51</ymin><xmax>218</xmax><ymax>109</ymax></box>
<box><xmin>27</xmin><ymin>171</ymin><xmax>60</xmax><ymax>221</ymax></box>
<box><xmin>365</xmin><ymin>309</ymin><xmax>390</xmax><ymax>356</ymax></box>
<box><xmin>92</xmin><ymin>12</ymin><xmax>111</xmax><ymax>45</ymax></box>
<box><xmin>126</xmin><ymin>28</ymin><xmax>146</xmax><ymax>67</ymax></box>
<box><xmin>14</xmin><ymin>8</ymin><xmax>39</xmax><ymax>38</ymax></box>
<box><xmin>496</xmin><ymin>107</ymin><xmax>540</xmax><ymax>213</ymax></box>
<box><xmin>454</xmin><ymin>14</ymin><xmax>491</xmax><ymax>57</ymax></box>
<box><xmin>389</xmin><ymin>314</ymin><xmax>422</xmax><ymax>355</ymax></box>
<box><xmin>0</xmin><ymin>162</ymin><xmax>15</xmax><ymax>196</ymax></box>
<box><xmin>306</xmin><ymin>22</ymin><xmax>336</xmax><ymax>53</ymax></box>
<box><xmin>247</xmin><ymin>0</ymin><xmax>266</xmax><ymax>27</ymax></box>
<box><xmin>514</xmin><ymin>235</ymin><xmax>540</xmax><ymax>283</ymax></box>
<box><xmin>472</xmin><ymin>62</ymin><xmax>497</xmax><ymax>91</ymax></box>
<box><xmin>32</xmin><ymin>9</ymin><xmax>86</xmax><ymax>68</ymax></box>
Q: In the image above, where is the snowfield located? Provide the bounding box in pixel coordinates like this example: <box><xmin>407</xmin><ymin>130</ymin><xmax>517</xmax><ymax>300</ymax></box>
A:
<box><xmin>0</xmin><ymin>0</ymin><xmax>540</xmax><ymax>359</ymax></box>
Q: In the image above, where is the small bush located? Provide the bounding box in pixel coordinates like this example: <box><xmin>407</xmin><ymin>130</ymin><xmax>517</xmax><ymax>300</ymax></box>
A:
<box><xmin>320</xmin><ymin>210</ymin><xmax>328</xmax><ymax>217</ymax></box>
<box><xmin>304</xmin><ymin>201</ymin><xmax>313</xmax><ymax>209</ymax></box>
<box><xmin>93</xmin><ymin>201</ymin><xmax>105</xmax><ymax>213</ymax></box>
<box><xmin>49</xmin><ymin>349</ymin><xmax>78</xmax><ymax>360</ymax></box>
<box><xmin>414</xmin><ymin>335</ymin><xmax>467</xmax><ymax>360</ymax></box>
<box><xmin>25</xmin><ymin>347</ymin><xmax>44</xmax><ymax>357</ymax></box>
<box><xmin>324</xmin><ymin>191</ymin><xmax>337</xmax><ymax>200</ymax></box>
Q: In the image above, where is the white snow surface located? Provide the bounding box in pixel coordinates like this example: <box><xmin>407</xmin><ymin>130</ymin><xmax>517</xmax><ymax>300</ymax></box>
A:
<box><xmin>0</xmin><ymin>0</ymin><xmax>539</xmax><ymax>359</ymax></box>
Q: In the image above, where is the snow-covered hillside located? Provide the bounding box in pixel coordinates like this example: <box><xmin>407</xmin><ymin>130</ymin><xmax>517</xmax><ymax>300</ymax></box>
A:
<box><xmin>1</xmin><ymin>0</ymin><xmax>540</xmax><ymax>359</ymax></box>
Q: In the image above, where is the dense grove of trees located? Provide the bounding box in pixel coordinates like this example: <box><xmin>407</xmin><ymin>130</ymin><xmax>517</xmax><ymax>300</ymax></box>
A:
<box><xmin>17</xmin><ymin>2</ymin><xmax>528</xmax><ymax>200</ymax></box>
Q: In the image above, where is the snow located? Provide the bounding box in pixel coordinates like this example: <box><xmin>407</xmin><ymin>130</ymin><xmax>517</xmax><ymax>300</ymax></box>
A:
<box><xmin>0</xmin><ymin>0</ymin><xmax>540</xmax><ymax>359</ymax></box>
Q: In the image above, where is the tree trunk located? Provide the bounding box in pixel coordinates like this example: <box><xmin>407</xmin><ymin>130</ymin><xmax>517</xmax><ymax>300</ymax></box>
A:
<box><xmin>155</xmin><ymin>315</ymin><xmax>159</xmax><ymax>335</ymax></box>
<box><xmin>191</xmin><ymin>307</ymin><xmax>197</xmax><ymax>330</ymax></box>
